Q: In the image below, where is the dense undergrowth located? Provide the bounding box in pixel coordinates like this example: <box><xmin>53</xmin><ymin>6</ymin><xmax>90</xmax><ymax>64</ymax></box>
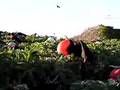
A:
<box><xmin>0</xmin><ymin>27</ymin><xmax>120</xmax><ymax>90</ymax></box>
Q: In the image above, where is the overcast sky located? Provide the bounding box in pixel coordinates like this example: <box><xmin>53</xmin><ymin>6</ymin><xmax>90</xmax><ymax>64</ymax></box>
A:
<box><xmin>0</xmin><ymin>0</ymin><xmax>120</xmax><ymax>38</ymax></box>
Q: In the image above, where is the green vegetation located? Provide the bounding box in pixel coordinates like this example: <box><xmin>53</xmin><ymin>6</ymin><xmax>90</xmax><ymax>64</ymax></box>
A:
<box><xmin>0</xmin><ymin>25</ymin><xmax>120</xmax><ymax>90</ymax></box>
<box><xmin>98</xmin><ymin>25</ymin><xmax>120</xmax><ymax>39</ymax></box>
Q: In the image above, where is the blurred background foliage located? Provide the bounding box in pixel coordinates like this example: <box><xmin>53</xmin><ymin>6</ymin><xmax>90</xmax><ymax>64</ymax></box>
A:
<box><xmin>0</xmin><ymin>25</ymin><xmax>120</xmax><ymax>89</ymax></box>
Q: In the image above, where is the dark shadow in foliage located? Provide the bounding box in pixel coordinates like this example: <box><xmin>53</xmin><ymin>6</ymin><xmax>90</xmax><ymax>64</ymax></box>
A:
<box><xmin>90</xmin><ymin>47</ymin><xmax>120</xmax><ymax>80</ymax></box>
<box><xmin>0</xmin><ymin>61</ymin><xmax>71</xmax><ymax>90</ymax></box>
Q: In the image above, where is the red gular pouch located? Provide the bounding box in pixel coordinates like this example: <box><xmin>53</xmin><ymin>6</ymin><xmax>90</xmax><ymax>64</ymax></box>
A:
<box><xmin>110</xmin><ymin>69</ymin><xmax>120</xmax><ymax>80</ymax></box>
<box><xmin>57</xmin><ymin>39</ymin><xmax>74</xmax><ymax>57</ymax></box>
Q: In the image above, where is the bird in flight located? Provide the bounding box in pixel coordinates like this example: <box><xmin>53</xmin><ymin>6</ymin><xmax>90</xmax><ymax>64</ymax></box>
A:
<box><xmin>57</xmin><ymin>5</ymin><xmax>60</xmax><ymax>8</ymax></box>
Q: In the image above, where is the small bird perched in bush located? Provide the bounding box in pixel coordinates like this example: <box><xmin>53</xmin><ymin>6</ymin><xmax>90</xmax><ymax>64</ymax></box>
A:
<box><xmin>57</xmin><ymin>39</ymin><xmax>94</xmax><ymax>64</ymax></box>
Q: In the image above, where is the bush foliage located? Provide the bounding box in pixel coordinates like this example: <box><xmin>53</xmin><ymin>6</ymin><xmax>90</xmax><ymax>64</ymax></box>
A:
<box><xmin>0</xmin><ymin>27</ymin><xmax>120</xmax><ymax>90</ymax></box>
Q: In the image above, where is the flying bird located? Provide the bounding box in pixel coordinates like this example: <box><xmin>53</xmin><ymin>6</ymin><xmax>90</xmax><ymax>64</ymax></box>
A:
<box><xmin>57</xmin><ymin>5</ymin><xmax>60</xmax><ymax>8</ymax></box>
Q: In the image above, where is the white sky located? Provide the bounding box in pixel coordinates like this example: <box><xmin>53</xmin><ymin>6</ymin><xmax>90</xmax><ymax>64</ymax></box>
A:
<box><xmin>0</xmin><ymin>0</ymin><xmax>120</xmax><ymax>38</ymax></box>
